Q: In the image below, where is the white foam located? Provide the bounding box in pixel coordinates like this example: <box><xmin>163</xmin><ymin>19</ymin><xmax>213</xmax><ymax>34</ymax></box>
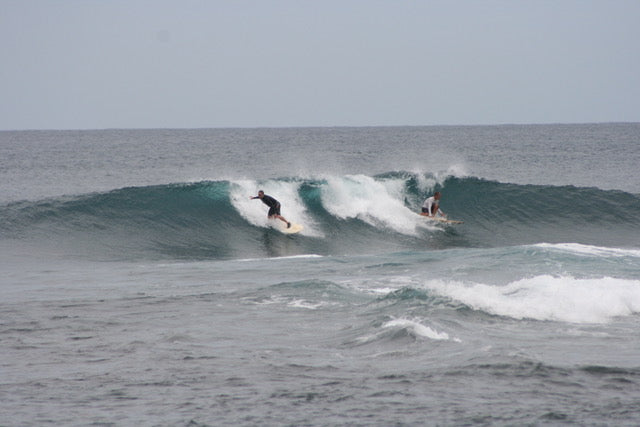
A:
<box><xmin>535</xmin><ymin>243</ymin><xmax>640</xmax><ymax>258</ymax></box>
<box><xmin>229</xmin><ymin>179</ymin><xmax>321</xmax><ymax>236</ymax></box>
<box><xmin>247</xmin><ymin>295</ymin><xmax>327</xmax><ymax>310</ymax></box>
<box><xmin>412</xmin><ymin>173</ymin><xmax>437</xmax><ymax>193</ymax></box>
<box><xmin>409</xmin><ymin>165</ymin><xmax>468</xmax><ymax>192</ymax></box>
<box><xmin>443</xmin><ymin>164</ymin><xmax>469</xmax><ymax>179</ymax></box>
<box><xmin>426</xmin><ymin>275</ymin><xmax>640</xmax><ymax>324</ymax></box>
<box><xmin>320</xmin><ymin>174</ymin><xmax>428</xmax><ymax>235</ymax></box>
<box><xmin>383</xmin><ymin>318</ymin><xmax>460</xmax><ymax>342</ymax></box>
<box><xmin>237</xmin><ymin>254</ymin><xmax>324</xmax><ymax>262</ymax></box>
<box><xmin>288</xmin><ymin>299</ymin><xmax>325</xmax><ymax>310</ymax></box>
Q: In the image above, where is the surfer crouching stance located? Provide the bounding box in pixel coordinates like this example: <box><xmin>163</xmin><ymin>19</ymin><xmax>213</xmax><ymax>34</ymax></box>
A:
<box><xmin>420</xmin><ymin>191</ymin><xmax>447</xmax><ymax>218</ymax></box>
<box><xmin>250</xmin><ymin>190</ymin><xmax>291</xmax><ymax>228</ymax></box>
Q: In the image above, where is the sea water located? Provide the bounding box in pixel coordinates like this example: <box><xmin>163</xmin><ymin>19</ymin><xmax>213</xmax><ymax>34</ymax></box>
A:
<box><xmin>1</xmin><ymin>124</ymin><xmax>639</xmax><ymax>425</ymax></box>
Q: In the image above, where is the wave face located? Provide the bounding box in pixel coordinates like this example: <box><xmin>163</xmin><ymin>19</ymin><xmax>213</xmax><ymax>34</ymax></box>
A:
<box><xmin>2</xmin><ymin>172</ymin><xmax>639</xmax><ymax>260</ymax></box>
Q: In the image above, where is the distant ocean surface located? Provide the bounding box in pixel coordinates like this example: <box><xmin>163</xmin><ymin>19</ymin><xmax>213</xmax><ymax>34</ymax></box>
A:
<box><xmin>1</xmin><ymin>124</ymin><xmax>639</xmax><ymax>425</ymax></box>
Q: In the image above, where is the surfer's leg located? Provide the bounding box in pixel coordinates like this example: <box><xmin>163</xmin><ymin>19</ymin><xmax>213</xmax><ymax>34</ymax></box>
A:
<box><xmin>278</xmin><ymin>215</ymin><xmax>290</xmax><ymax>227</ymax></box>
<box><xmin>269</xmin><ymin>214</ymin><xmax>290</xmax><ymax>227</ymax></box>
<box><xmin>267</xmin><ymin>204</ymin><xmax>290</xmax><ymax>227</ymax></box>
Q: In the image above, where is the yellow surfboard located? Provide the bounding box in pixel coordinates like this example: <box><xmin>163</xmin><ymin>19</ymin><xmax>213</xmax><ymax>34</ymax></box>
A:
<box><xmin>278</xmin><ymin>222</ymin><xmax>304</xmax><ymax>234</ymax></box>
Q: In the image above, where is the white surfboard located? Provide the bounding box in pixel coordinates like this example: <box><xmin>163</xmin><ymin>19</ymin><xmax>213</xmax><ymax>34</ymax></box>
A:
<box><xmin>421</xmin><ymin>215</ymin><xmax>463</xmax><ymax>224</ymax></box>
<box><xmin>278</xmin><ymin>222</ymin><xmax>304</xmax><ymax>234</ymax></box>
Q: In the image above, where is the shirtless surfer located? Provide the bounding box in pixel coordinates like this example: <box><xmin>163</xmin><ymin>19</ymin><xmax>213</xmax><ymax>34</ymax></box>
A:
<box><xmin>250</xmin><ymin>190</ymin><xmax>291</xmax><ymax>228</ymax></box>
<box><xmin>420</xmin><ymin>191</ymin><xmax>446</xmax><ymax>218</ymax></box>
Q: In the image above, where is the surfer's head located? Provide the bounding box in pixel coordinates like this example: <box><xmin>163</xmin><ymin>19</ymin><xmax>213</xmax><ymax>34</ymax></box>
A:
<box><xmin>257</xmin><ymin>190</ymin><xmax>264</xmax><ymax>198</ymax></box>
<box><xmin>434</xmin><ymin>191</ymin><xmax>441</xmax><ymax>200</ymax></box>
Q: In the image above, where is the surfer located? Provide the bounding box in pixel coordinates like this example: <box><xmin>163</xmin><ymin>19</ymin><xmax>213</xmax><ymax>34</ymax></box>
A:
<box><xmin>420</xmin><ymin>191</ymin><xmax>446</xmax><ymax>218</ymax></box>
<box><xmin>250</xmin><ymin>190</ymin><xmax>291</xmax><ymax>228</ymax></box>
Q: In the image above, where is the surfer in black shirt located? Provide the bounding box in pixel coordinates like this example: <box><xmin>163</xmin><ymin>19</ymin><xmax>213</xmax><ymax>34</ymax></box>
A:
<box><xmin>250</xmin><ymin>190</ymin><xmax>291</xmax><ymax>228</ymax></box>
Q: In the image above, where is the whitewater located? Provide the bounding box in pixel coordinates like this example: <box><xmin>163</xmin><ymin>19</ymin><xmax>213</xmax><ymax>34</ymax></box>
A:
<box><xmin>1</xmin><ymin>124</ymin><xmax>640</xmax><ymax>426</ymax></box>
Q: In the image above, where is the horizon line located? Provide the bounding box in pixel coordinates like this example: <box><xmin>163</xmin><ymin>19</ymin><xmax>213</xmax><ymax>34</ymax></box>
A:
<box><xmin>1</xmin><ymin>121</ymin><xmax>638</xmax><ymax>133</ymax></box>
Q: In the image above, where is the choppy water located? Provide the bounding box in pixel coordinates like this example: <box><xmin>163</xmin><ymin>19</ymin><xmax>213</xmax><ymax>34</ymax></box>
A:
<box><xmin>1</xmin><ymin>124</ymin><xmax>639</xmax><ymax>425</ymax></box>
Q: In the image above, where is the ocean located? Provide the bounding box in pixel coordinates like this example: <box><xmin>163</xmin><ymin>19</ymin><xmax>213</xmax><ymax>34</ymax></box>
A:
<box><xmin>1</xmin><ymin>123</ymin><xmax>639</xmax><ymax>426</ymax></box>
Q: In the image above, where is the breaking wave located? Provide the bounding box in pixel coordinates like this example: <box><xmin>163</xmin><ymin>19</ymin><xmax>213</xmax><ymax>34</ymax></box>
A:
<box><xmin>1</xmin><ymin>172</ymin><xmax>639</xmax><ymax>260</ymax></box>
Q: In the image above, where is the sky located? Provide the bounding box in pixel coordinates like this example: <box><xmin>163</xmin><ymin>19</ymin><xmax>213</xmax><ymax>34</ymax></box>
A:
<box><xmin>1</xmin><ymin>0</ymin><xmax>639</xmax><ymax>130</ymax></box>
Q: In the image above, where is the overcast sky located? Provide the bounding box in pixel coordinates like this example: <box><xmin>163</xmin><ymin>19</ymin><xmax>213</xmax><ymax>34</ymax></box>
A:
<box><xmin>1</xmin><ymin>0</ymin><xmax>639</xmax><ymax>130</ymax></box>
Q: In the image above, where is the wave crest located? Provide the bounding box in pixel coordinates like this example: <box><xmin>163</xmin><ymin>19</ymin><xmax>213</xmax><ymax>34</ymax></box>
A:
<box><xmin>1</xmin><ymin>172</ymin><xmax>639</xmax><ymax>260</ymax></box>
<box><xmin>425</xmin><ymin>275</ymin><xmax>640</xmax><ymax>324</ymax></box>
